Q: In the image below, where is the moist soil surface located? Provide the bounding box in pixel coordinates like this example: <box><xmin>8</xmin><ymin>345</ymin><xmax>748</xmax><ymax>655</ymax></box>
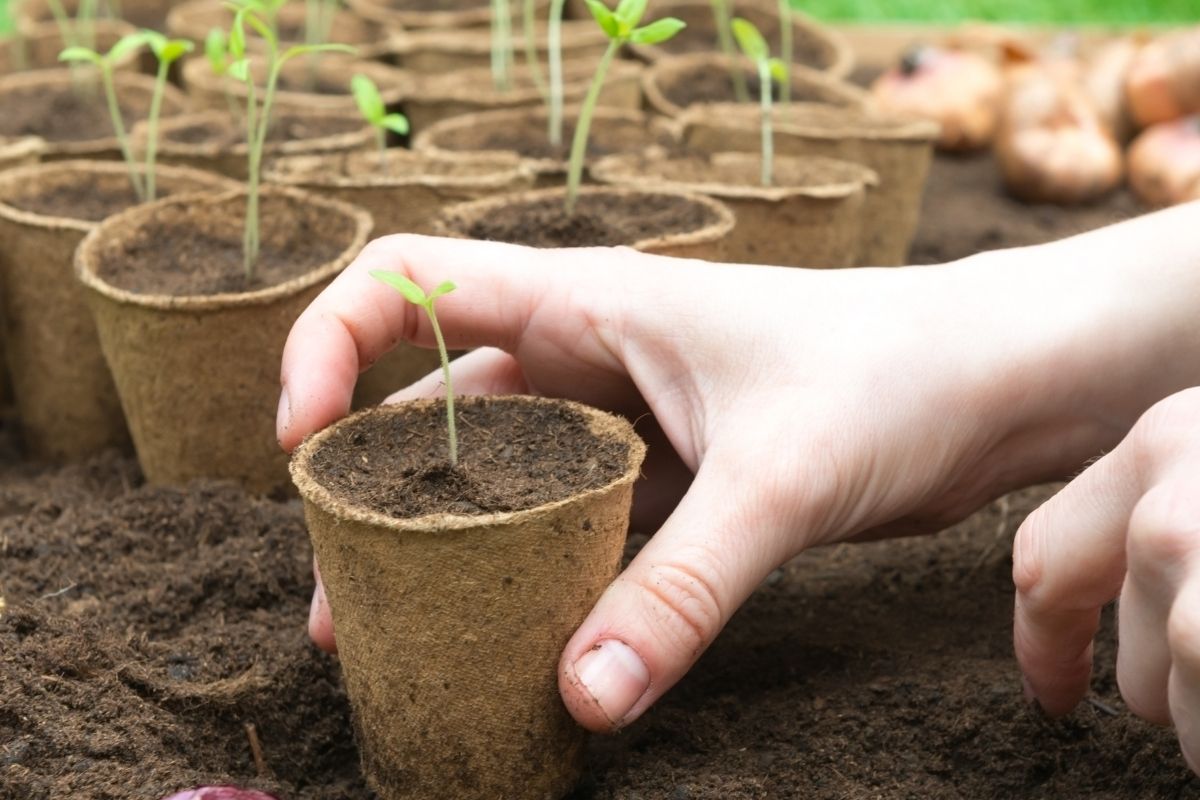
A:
<box><xmin>662</xmin><ymin>62</ymin><xmax>856</xmax><ymax>111</ymax></box>
<box><xmin>4</xmin><ymin>178</ymin><xmax>171</xmax><ymax>223</ymax></box>
<box><xmin>0</xmin><ymin>80</ymin><xmax>153</xmax><ymax>143</ymax></box>
<box><xmin>307</xmin><ymin>398</ymin><xmax>629</xmax><ymax>518</ymax></box>
<box><xmin>644</xmin><ymin>4</ymin><xmax>832</xmax><ymax>69</ymax></box>
<box><xmin>453</xmin><ymin>191</ymin><xmax>722</xmax><ymax>248</ymax></box>
<box><xmin>92</xmin><ymin>194</ymin><xmax>349</xmax><ymax>295</ymax></box>
<box><xmin>3</xmin><ymin>153</ymin><xmax>1197</xmax><ymax>800</ymax></box>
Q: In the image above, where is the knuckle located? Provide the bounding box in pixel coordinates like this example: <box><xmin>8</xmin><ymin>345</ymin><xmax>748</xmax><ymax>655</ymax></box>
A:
<box><xmin>634</xmin><ymin>559</ymin><xmax>726</xmax><ymax>659</ymax></box>
<box><xmin>1127</xmin><ymin>486</ymin><xmax>1200</xmax><ymax>580</ymax></box>
<box><xmin>1012</xmin><ymin>508</ymin><xmax>1049</xmax><ymax>599</ymax></box>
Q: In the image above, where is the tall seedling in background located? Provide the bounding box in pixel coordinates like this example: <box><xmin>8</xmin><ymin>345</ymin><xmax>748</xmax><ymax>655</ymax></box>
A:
<box><xmin>226</xmin><ymin>3</ymin><xmax>355</xmax><ymax>279</ymax></box>
<box><xmin>59</xmin><ymin>33</ymin><xmax>150</xmax><ymax>198</ymax></box>
<box><xmin>566</xmin><ymin>0</ymin><xmax>685</xmax><ymax>213</ymax></box>
<box><xmin>140</xmin><ymin>32</ymin><xmax>194</xmax><ymax>202</ymax></box>
<box><xmin>491</xmin><ymin>0</ymin><xmax>514</xmax><ymax>91</ymax></box>
<box><xmin>369</xmin><ymin>273</ymin><xmax>460</xmax><ymax>466</ymax></box>
<box><xmin>776</xmin><ymin>0</ymin><xmax>792</xmax><ymax>103</ymax></box>
<box><xmin>732</xmin><ymin>17</ymin><xmax>785</xmax><ymax>186</ymax></box>
<box><xmin>205</xmin><ymin>28</ymin><xmax>243</xmax><ymax>122</ymax></box>
<box><xmin>547</xmin><ymin>0</ymin><xmax>566</xmax><ymax>145</ymax></box>
<box><xmin>709</xmin><ymin>0</ymin><xmax>747</xmax><ymax>101</ymax></box>
<box><xmin>522</xmin><ymin>0</ymin><xmax>548</xmax><ymax>100</ymax></box>
<box><xmin>351</xmin><ymin>73</ymin><xmax>410</xmax><ymax>171</ymax></box>
<box><xmin>46</xmin><ymin>0</ymin><xmax>98</xmax><ymax>52</ymax></box>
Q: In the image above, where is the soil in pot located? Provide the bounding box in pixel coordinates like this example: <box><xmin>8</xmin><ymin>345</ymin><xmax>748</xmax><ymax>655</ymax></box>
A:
<box><xmin>437</xmin><ymin>186</ymin><xmax>734</xmax><ymax>259</ymax></box>
<box><xmin>0</xmin><ymin>70</ymin><xmax>187</xmax><ymax>158</ymax></box>
<box><xmin>591</xmin><ymin>150</ymin><xmax>877</xmax><ymax>268</ymax></box>
<box><xmin>644</xmin><ymin>53</ymin><xmax>866</xmax><ymax>119</ymax></box>
<box><xmin>0</xmin><ymin>161</ymin><xmax>236</xmax><ymax>463</ymax></box>
<box><xmin>1</xmin><ymin>154</ymin><xmax>1186</xmax><ymax>800</ymax></box>
<box><xmin>75</xmin><ymin>188</ymin><xmax>372</xmax><ymax>493</ymax></box>
<box><xmin>292</xmin><ymin>396</ymin><xmax>645</xmax><ymax>800</ymax></box>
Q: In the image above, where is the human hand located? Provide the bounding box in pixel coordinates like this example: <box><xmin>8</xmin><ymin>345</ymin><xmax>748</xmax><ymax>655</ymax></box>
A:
<box><xmin>1014</xmin><ymin>387</ymin><xmax>1200</xmax><ymax>772</ymax></box>
<box><xmin>280</xmin><ymin>209</ymin><xmax>1200</xmax><ymax>734</ymax></box>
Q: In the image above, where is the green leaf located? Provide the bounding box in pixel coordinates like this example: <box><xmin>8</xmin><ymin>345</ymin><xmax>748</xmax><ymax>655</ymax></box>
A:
<box><xmin>205</xmin><ymin>29</ymin><xmax>229</xmax><ymax>73</ymax></box>
<box><xmin>157</xmin><ymin>39</ymin><xmax>195</xmax><ymax>64</ymax></box>
<box><xmin>381</xmin><ymin>113</ymin><xmax>410</xmax><ymax>136</ymax></box>
<box><xmin>351</xmin><ymin>73</ymin><xmax>385</xmax><ymax>122</ymax></box>
<box><xmin>58</xmin><ymin>46</ymin><xmax>101</xmax><ymax>63</ymax></box>
<box><xmin>427</xmin><ymin>280</ymin><xmax>457</xmax><ymax>300</ymax></box>
<box><xmin>584</xmin><ymin>0</ymin><xmax>619</xmax><ymax>38</ymax></box>
<box><xmin>768</xmin><ymin>57</ymin><xmax>788</xmax><ymax>84</ymax></box>
<box><xmin>228</xmin><ymin>57</ymin><xmax>251</xmax><ymax>82</ymax></box>
<box><xmin>229</xmin><ymin>9</ymin><xmax>247</xmax><ymax>57</ymax></box>
<box><xmin>614</xmin><ymin>0</ymin><xmax>647</xmax><ymax>28</ymax></box>
<box><xmin>244</xmin><ymin>10</ymin><xmax>276</xmax><ymax>49</ymax></box>
<box><xmin>731</xmin><ymin>17</ymin><xmax>768</xmax><ymax>62</ymax></box>
<box><xmin>371</xmin><ymin>271</ymin><xmax>428</xmax><ymax>305</ymax></box>
<box><xmin>107</xmin><ymin>31</ymin><xmax>150</xmax><ymax>63</ymax></box>
<box><xmin>629</xmin><ymin>17</ymin><xmax>686</xmax><ymax>45</ymax></box>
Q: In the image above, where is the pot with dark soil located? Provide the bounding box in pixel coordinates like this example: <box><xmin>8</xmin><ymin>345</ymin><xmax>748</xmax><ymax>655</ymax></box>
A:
<box><xmin>131</xmin><ymin>110</ymin><xmax>377</xmax><ymax>180</ymax></box>
<box><xmin>74</xmin><ymin>187</ymin><xmax>372</xmax><ymax>493</ymax></box>
<box><xmin>625</xmin><ymin>0</ymin><xmax>853</xmax><ymax>79</ymax></box>
<box><xmin>592</xmin><ymin>150</ymin><xmax>878</xmax><ymax>267</ymax></box>
<box><xmin>345</xmin><ymin>0</ymin><xmax>547</xmax><ymax>31</ymax></box>
<box><xmin>0</xmin><ymin>161</ymin><xmax>237</xmax><ymax>462</ymax></box>
<box><xmin>387</xmin><ymin>18</ymin><xmax>608</xmax><ymax>74</ymax></box>
<box><xmin>437</xmin><ymin>185</ymin><xmax>734</xmax><ymax>258</ymax></box>
<box><xmin>0</xmin><ymin>69</ymin><xmax>187</xmax><ymax>160</ymax></box>
<box><xmin>0</xmin><ymin>19</ymin><xmax>139</xmax><ymax>74</ymax></box>
<box><xmin>412</xmin><ymin>106</ymin><xmax>676</xmax><ymax>187</ymax></box>
<box><xmin>290</xmin><ymin>394</ymin><xmax>646</xmax><ymax>799</ymax></box>
<box><xmin>679</xmin><ymin>101</ymin><xmax>941</xmax><ymax>266</ymax></box>
<box><xmin>643</xmin><ymin>52</ymin><xmax>866</xmax><ymax>119</ymax></box>
<box><xmin>403</xmin><ymin>56</ymin><xmax>642</xmax><ymax>132</ymax></box>
<box><xmin>181</xmin><ymin>53</ymin><xmax>410</xmax><ymax>117</ymax></box>
<box><xmin>166</xmin><ymin>0</ymin><xmax>392</xmax><ymax>60</ymax></box>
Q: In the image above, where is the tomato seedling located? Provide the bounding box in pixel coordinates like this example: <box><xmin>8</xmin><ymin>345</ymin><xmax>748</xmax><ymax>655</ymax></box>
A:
<box><xmin>351</xmin><ymin>73</ymin><xmax>410</xmax><ymax>171</ymax></box>
<box><xmin>732</xmin><ymin>17</ymin><xmax>786</xmax><ymax>186</ymax></box>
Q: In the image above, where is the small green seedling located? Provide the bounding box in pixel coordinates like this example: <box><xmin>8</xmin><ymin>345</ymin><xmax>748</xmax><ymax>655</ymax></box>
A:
<box><xmin>46</xmin><ymin>0</ymin><xmax>98</xmax><ymax>53</ymax></box>
<box><xmin>547</xmin><ymin>0</ymin><xmax>567</xmax><ymax>145</ymax></box>
<box><xmin>226</xmin><ymin>1</ymin><xmax>356</xmax><ymax>279</ymax></box>
<box><xmin>140</xmin><ymin>31</ymin><xmax>195</xmax><ymax>202</ymax></box>
<box><xmin>369</xmin><ymin>273</ymin><xmax>460</xmax><ymax>466</ymax></box>
<box><xmin>776</xmin><ymin>0</ymin><xmax>792</xmax><ymax>103</ymax></box>
<box><xmin>709</xmin><ymin>0</ymin><xmax>747</xmax><ymax>102</ymax></box>
<box><xmin>491</xmin><ymin>0</ymin><xmax>515</xmax><ymax>91</ymax></box>
<box><xmin>568</xmin><ymin>0</ymin><xmax>685</xmax><ymax>213</ymax></box>
<box><xmin>351</xmin><ymin>73</ymin><xmax>410</xmax><ymax>171</ymax></box>
<box><xmin>521</xmin><ymin>0</ymin><xmax>547</xmax><ymax>100</ymax></box>
<box><xmin>731</xmin><ymin>17</ymin><xmax>786</xmax><ymax>186</ymax></box>
<box><xmin>59</xmin><ymin>32</ymin><xmax>151</xmax><ymax>199</ymax></box>
<box><xmin>205</xmin><ymin>28</ymin><xmax>243</xmax><ymax>121</ymax></box>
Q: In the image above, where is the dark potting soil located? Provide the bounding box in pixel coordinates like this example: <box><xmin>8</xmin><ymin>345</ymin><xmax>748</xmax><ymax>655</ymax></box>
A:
<box><xmin>92</xmin><ymin>194</ymin><xmax>348</xmax><ymax>296</ymax></box>
<box><xmin>661</xmin><ymin>62</ymin><xmax>856</xmax><ymax>111</ymax></box>
<box><xmin>645</xmin><ymin>3</ymin><xmax>832</xmax><ymax>69</ymax></box>
<box><xmin>1</xmin><ymin>154</ymin><xmax>1196</xmax><ymax>800</ymax></box>
<box><xmin>5</xmin><ymin>176</ymin><xmax>176</xmax><ymax>223</ymax></box>
<box><xmin>458</xmin><ymin>191</ymin><xmax>721</xmax><ymax>248</ymax></box>
<box><xmin>164</xmin><ymin>115</ymin><xmax>363</xmax><ymax>148</ymax></box>
<box><xmin>0</xmin><ymin>80</ymin><xmax>150</xmax><ymax>143</ymax></box>
<box><xmin>307</xmin><ymin>398</ymin><xmax>629</xmax><ymax>518</ymax></box>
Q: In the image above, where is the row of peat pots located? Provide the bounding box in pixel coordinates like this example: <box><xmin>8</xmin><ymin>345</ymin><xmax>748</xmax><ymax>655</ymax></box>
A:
<box><xmin>0</xmin><ymin>1</ymin><xmax>936</xmax><ymax>799</ymax></box>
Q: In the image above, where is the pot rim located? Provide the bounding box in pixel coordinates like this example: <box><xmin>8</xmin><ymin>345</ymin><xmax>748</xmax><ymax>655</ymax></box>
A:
<box><xmin>435</xmin><ymin>184</ymin><xmax>736</xmax><ymax>253</ymax></box>
<box><xmin>290</xmin><ymin>395</ymin><xmax>648</xmax><ymax>532</ymax></box>
<box><xmin>73</xmin><ymin>184</ymin><xmax>373</xmax><ymax>310</ymax></box>
<box><xmin>263</xmin><ymin>149</ymin><xmax>531</xmax><ymax>189</ymax></box>
<box><xmin>180</xmin><ymin>55</ymin><xmax>411</xmax><ymax>110</ymax></box>
<box><xmin>130</xmin><ymin>109</ymin><xmax>377</xmax><ymax>160</ymax></box>
<box><xmin>407</xmin><ymin>57</ymin><xmax>641</xmax><ymax>106</ymax></box>
<box><xmin>679</xmin><ymin>101</ymin><xmax>943</xmax><ymax>144</ymax></box>
<box><xmin>343</xmin><ymin>0</ymin><xmax>545</xmax><ymax>31</ymax></box>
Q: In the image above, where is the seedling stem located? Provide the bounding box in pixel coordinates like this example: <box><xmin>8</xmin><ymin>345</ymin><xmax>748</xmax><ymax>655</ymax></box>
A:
<box><xmin>522</xmin><ymin>0</ymin><xmax>547</xmax><ymax>100</ymax></box>
<box><xmin>351</xmin><ymin>72</ymin><xmax>410</xmax><ymax>172</ymax></box>
<box><xmin>547</xmin><ymin>0</ymin><xmax>566</xmax><ymax>145</ymax></box>
<box><xmin>491</xmin><ymin>0</ymin><xmax>514</xmax><ymax>91</ymax></box>
<box><xmin>709</xmin><ymin>0</ymin><xmax>747</xmax><ymax>102</ymax></box>
<box><xmin>732</xmin><ymin>18</ymin><xmax>783</xmax><ymax>186</ymax></box>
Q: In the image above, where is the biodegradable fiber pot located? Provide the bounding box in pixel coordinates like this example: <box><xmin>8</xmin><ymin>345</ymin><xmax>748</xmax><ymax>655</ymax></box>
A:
<box><xmin>132</xmin><ymin>110</ymin><xmax>377</xmax><ymax>181</ymax></box>
<box><xmin>0</xmin><ymin>161</ymin><xmax>237</xmax><ymax>461</ymax></box>
<box><xmin>642</xmin><ymin>52</ymin><xmax>867</xmax><ymax>120</ymax></box>
<box><xmin>263</xmin><ymin>148</ymin><xmax>534</xmax><ymax>408</ymax></box>
<box><xmin>403</xmin><ymin>57</ymin><xmax>643</xmax><ymax>132</ymax></box>
<box><xmin>591</xmin><ymin>150</ymin><xmax>878</xmax><ymax>268</ymax></box>
<box><xmin>436</xmin><ymin>185</ymin><xmax>735</xmax><ymax>260</ymax></box>
<box><xmin>412</xmin><ymin>106</ymin><xmax>677</xmax><ymax>188</ymax></box>
<box><xmin>0</xmin><ymin>70</ymin><xmax>188</xmax><ymax>161</ymax></box>
<box><xmin>345</xmin><ymin>0</ymin><xmax>547</xmax><ymax>31</ymax></box>
<box><xmin>290</xmin><ymin>395</ymin><xmax>647</xmax><ymax>800</ymax></box>
<box><xmin>0</xmin><ymin>20</ymin><xmax>139</xmax><ymax>75</ymax></box>
<box><xmin>0</xmin><ymin>136</ymin><xmax>44</xmax><ymax>171</ymax></box>
<box><xmin>74</xmin><ymin>187</ymin><xmax>373</xmax><ymax>493</ymax></box>
<box><xmin>679</xmin><ymin>102</ymin><xmax>940</xmax><ymax>266</ymax></box>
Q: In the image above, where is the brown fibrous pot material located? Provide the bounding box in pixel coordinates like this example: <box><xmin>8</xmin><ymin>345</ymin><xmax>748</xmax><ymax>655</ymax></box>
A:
<box><xmin>384</xmin><ymin>18</ymin><xmax>607</xmax><ymax>74</ymax></box>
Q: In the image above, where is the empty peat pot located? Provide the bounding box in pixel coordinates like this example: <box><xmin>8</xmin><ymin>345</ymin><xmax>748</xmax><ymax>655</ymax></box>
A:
<box><xmin>290</xmin><ymin>395</ymin><xmax>647</xmax><ymax>800</ymax></box>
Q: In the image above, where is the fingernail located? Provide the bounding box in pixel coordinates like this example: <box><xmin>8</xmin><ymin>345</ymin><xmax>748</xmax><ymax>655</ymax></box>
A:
<box><xmin>276</xmin><ymin>386</ymin><xmax>291</xmax><ymax>437</ymax></box>
<box><xmin>572</xmin><ymin>639</ymin><xmax>650</xmax><ymax>727</ymax></box>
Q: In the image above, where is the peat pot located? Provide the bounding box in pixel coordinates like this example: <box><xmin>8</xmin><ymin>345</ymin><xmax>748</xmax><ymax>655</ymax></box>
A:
<box><xmin>435</xmin><ymin>185</ymin><xmax>734</xmax><ymax>260</ymax></box>
<box><xmin>679</xmin><ymin>102</ymin><xmax>940</xmax><ymax>266</ymax></box>
<box><xmin>0</xmin><ymin>161</ymin><xmax>235</xmax><ymax>461</ymax></box>
<box><xmin>167</xmin><ymin>0</ymin><xmax>391</xmax><ymax>59</ymax></box>
<box><xmin>74</xmin><ymin>187</ymin><xmax>372</xmax><ymax>493</ymax></box>
<box><xmin>386</xmin><ymin>18</ymin><xmax>608</xmax><ymax>74</ymax></box>
<box><xmin>345</xmin><ymin>0</ymin><xmax>548</xmax><ymax>31</ymax></box>
<box><xmin>290</xmin><ymin>395</ymin><xmax>646</xmax><ymax>799</ymax></box>
<box><xmin>412</xmin><ymin>106</ymin><xmax>676</xmax><ymax>188</ymax></box>
<box><xmin>591</xmin><ymin>150</ymin><xmax>878</xmax><ymax>267</ymax></box>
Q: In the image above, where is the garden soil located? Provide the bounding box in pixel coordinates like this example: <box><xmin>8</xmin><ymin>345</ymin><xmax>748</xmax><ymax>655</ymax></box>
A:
<box><xmin>2</xmin><ymin>153</ymin><xmax>1195</xmax><ymax>800</ymax></box>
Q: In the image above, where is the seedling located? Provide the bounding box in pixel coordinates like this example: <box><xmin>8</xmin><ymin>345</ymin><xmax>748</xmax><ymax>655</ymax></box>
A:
<box><xmin>521</xmin><ymin>0</ymin><xmax>547</xmax><ymax>100</ymax></box>
<box><xmin>567</xmin><ymin>0</ymin><xmax>685</xmax><ymax>213</ymax></box>
<box><xmin>491</xmin><ymin>0</ymin><xmax>514</xmax><ymax>91</ymax></box>
<box><xmin>140</xmin><ymin>32</ymin><xmax>194</xmax><ymax>202</ymax></box>
<box><xmin>205</xmin><ymin>28</ymin><xmax>243</xmax><ymax>122</ymax></box>
<box><xmin>59</xmin><ymin>32</ymin><xmax>151</xmax><ymax>199</ymax></box>
<box><xmin>732</xmin><ymin>17</ymin><xmax>786</xmax><ymax>186</ymax></box>
<box><xmin>709</xmin><ymin>0</ymin><xmax>747</xmax><ymax>102</ymax></box>
<box><xmin>547</xmin><ymin>0</ymin><xmax>566</xmax><ymax>145</ymax></box>
<box><xmin>45</xmin><ymin>0</ymin><xmax>97</xmax><ymax>52</ymax></box>
<box><xmin>368</xmin><ymin>273</ymin><xmax>459</xmax><ymax>466</ymax></box>
<box><xmin>351</xmin><ymin>73</ymin><xmax>410</xmax><ymax>171</ymax></box>
<box><xmin>225</xmin><ymin>2</ymin><xmax>355</xmax><ymax>279</ymax></box>
<box><xmin>776</xmin><ymin>0</ymin><xmax>792</xmax><ymax>103</ymax></box>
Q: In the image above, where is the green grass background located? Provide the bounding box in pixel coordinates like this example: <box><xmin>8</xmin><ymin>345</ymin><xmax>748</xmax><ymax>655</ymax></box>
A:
<box><xmin>0</xmin><ymin>0</ymin><xmax>1192</xmax><ymax>33</ymax></box>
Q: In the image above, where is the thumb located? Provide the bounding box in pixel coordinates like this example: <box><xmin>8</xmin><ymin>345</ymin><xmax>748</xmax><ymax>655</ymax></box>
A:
<box><xmin>558</xmin><ymin>449</ymin><xmax>795</xmax><ymax>732</ymax></box>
